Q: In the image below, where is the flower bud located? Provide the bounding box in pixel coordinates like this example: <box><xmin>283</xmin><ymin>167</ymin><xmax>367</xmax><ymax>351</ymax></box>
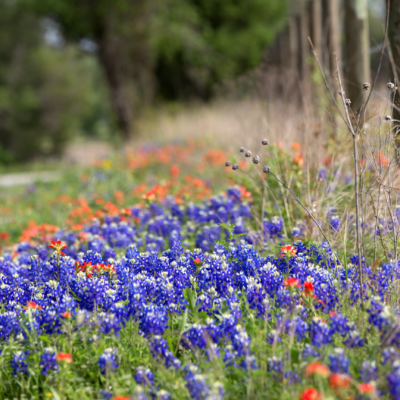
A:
<box><xmin>252</xmin><ymin>156</ymin><xmax>260</xmax><ymax>164</ymax></box>
<box><xmin>245</xmin><ymin>151</ymin><xmax>252</xmax><ymax>158</ymax></box>
<box><xmin>263</xmin><ymin>166</ymin><xmax>271</xmax><ymax>173</ymax></box>
<box><xmin>225</xmin><ymin>161</ymin><xmax>231</xmax><ymax>167</ymax></box>
<box><xmin>232</xmin><ymin>164</ymin><xmax>239</xmax><ymax>170</ymax></box>
<box><xmin>240</xmin><ymin>147</ymin><xmax>246</xmax><ymax>153</ymax></box>
<box><xmin>261</xmin><ymin>139</ymin><xmax>269</xmax><ymax>145</ymax></box>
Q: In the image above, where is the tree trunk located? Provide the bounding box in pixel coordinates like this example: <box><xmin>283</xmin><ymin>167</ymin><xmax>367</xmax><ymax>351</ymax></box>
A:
<box><xmin>97</xmin><ymin>28</ymin><xmax>134</xmax><ymax>140</ymax></box>
<box><xmin>297</xmin><ymin>11</ymin><xmax>310</xmax><ymax>80</ymax></box>
<box><xmin>323</xmin><ymin>0</ymin><xmax>342</xmax><ymax>84</ymax></box>
<box><xmin>344</xmin><ymin>0</ymin><xmax>371</xmax><ymax>111</ymax></box>
<box><xmin>309</xmin><ymin>0</ymin><xmax>323</xmax><ymax>58</ymax></box>
<box><xmin>389</xmin><ymin>0</ymin><xmax>400</xmax><ymax>123</ymax></box>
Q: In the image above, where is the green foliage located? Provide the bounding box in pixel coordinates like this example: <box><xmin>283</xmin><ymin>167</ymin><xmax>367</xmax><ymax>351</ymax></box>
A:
<box><xmin>0</xmin><ymin>1</ymin><xmax>112</xmax><ymax>163</ymax></box>
<box><xmin>153</xmin><ymin>0</ymin><xmax>287</xmax><ymax>98</ymax></box>
<box><xmin>217</xmin><ymin>223</ymin><xmax>246</xmax><ymax>252</ymax></box>
<box><xmin>28</xmin><ymin>0</ymin><xmax>287</xmax><ymax>100</ymax></box>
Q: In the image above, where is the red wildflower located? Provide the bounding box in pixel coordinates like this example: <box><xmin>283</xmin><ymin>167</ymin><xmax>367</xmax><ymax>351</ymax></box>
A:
<box><xmin>329</xmin><ymin>310</ymin><xmax>338</xmax><ymax>317</ymax></box>
<box><xmin>303</xmin><ymin>281</ymin><xmax>315</xmax><ymax>296</ymax></box>
<box><xmin>283</xmin><ymin>277</ymin><xmax>300</xmax><ymax>288</ymax></box>
<box><xmin>292</xmin><ymin>142</ymin><xmax>302</xmax><ymax>151</ymax></box>
<box><xmin>113</xmin><ymin>397</ymin><xmax>131</xmax><ymax>400</ymax></box>
<box><xmin>279</xmin><ymin>245</ymin><xmax>297</xmax><ymax>258</ymax></box>
<box><xmin>49</xmin><ymin>240</ymin><xmax>67</xmax><ymax>256</ymax></box>
<box><xmin>294</xmin><ymin>154</ymin><xmax>305</xmax><ymax>168</ymax></box>
<box><xmin>170</xmin><ymin>164</ymin><xmax>180</xmax><ymax>178</ymax></box>
<box><xmin>329</xmin><ymin>373</ymin><xmax>351</xmax><ymax>389</ymax></box>
<box><xmin>358</xmin><ymin>382</ymin><xmax>375</xmax><ymax>394</ymax></box>
<box><xmin>193</xmin><ymin>258</ymin><xmax>201</xmax><ymax>264</ymax></box>
<box><xmin>298</xmin><ymin>388</ymin><xmax>320</xmax><ymax>400</ymax></box>
<box><xmin>61</xmin><ymin>311</ymin><xmax>71</xmax><ymax>319</ymax></box>
<box><xmin>24</xmin><ymin>301</ymin><xmax>43</xmax><ymax>310</ymax></box>
<box><xmin>0</xmin><ymin>232</ymin><xmax>9</xmax><ymax>241</ymax></box>
<box><xmin>305</xmin><ymin>362</ymin><xmax>331</xmax><ymax>378</ymax></box>
<box><xmin>102</xmin><ymin>264</ymin><xmax>116</xmax><ymax>275</ymax></box>
<box><xmin>323</xmin><ymin>156</ymin><xmax>331</xmax><ymax>166</ymax></box>
<box><xmin>57</xmin><ymin>352</ymin><xmax>72</xmax><ymax>363</ymax></box>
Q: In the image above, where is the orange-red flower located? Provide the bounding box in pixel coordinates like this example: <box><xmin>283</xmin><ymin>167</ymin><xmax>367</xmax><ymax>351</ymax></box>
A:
<box><xmin>61</xmin><ymin>311</ymin><xmax>71</xmax><ymax>319</ymax></box>
<box><xmin>24</xmin><ymin>301</ymin><xmax>43</xmax><ymax>310</ymax></box>
<box><xmin>298</xmin><ymin>388</ymin><xmax>320</xmax><ymax>400</ymax></box>
<box><xmin>0</xmin><ymin>232</ymin><xmax>9</xmax><ymax>241</ymax></box>
<box><xmin>57</xmin><ymin>352</ymin><xmax>72</xmax><ymax>363</ymax></box>
<box><xmin>113</xmin><ymin>396</ymin><xmax>131</xmax><ymax>400</ymax></box>
<box><xmin>303</xmin><ymin>282</ymin><xmax>315</xmax><ymax>296</ymax></box>
<box><xmin>329</xmin><ymin>310</ymin><xmax>338</xmax><ymax>317</ymax></box>
<box><xmin>305</xmin><ymin>362</ymin><xmax>331</xmax><ymax>378</ymax></box>
<box><xmin>283</xmin><ymin>277</ymin><xmax>300</xmax><ymax>288</ymax></box>
<box><xmin>279</xmin><ymin>245</ymin><xmax>297</xmax><ymax>258</ymax></box>
<box><xmin>193</xmin><ymin>258</ymin><xmax>201</xmax><ymax>264</ymax></box>
<box><xmin>358</xmin><ymin>382</ymin><xmax>375</xmax><ymax>394</ymax></box>
<box><xmin>49</xmin><ymin>240</ymin><xmax>67</xmax><ymax>256</ymax></box>
<box><xmin>329</xmin><ymin>373</ymin><xmax>351</xmax><ymax>389</ymax></box>
<box><xmin>292</xmin><ymin>142</ymin><xmax>302</xmax><ymax>151</ymax></box>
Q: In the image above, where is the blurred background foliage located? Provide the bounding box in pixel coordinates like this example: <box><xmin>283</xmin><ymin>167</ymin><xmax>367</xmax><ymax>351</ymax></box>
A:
<box><xmin>0</xmin><ymin>0</ymin><xmax>286</xmax><ymax>163</ymax></box>
<box><xmin>0</xmin><ymin>0</ymin><xmax>389</xmax><ymax>164</ymax></box>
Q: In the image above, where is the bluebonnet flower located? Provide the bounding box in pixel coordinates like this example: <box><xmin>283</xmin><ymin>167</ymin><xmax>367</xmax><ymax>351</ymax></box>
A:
<box><xmin>267</xmin><ymin>356</ymin><xmax>284</xmax><ymax>375</ymax></box>
<box><xmin>99</xmin><ymin>390</ymin><xmax>113</xmax><ymax>400</ymax></box>
<box><xmin>98</xmin><ymin>348</ymin><xmax>118</xmax><ymax>375</ymax></box>
<box><xmin>360</xmin><ymin>360</ymin><xmax>378</xmax><ymax>382</ymax></box>
<box><xmin>388</xmin><ymin>368</ymin><xmax>400</xmax><ymax>399</ymax></box>
<box><xmin>139</xmin><ymin>305</ymin><xmax>168</xmax><ymax>337</ymax></box>
<box><xmin>134</xmin><ymin>366</ymin><xmax>154</xmax><ymax>387</ymax></box>
<box><xmin>11</xmin><ymin>351</ymin><xmax>29</xmax><ymax>376</ymax></box>
<box><xmin>40</xmin><ymin>347</ymin><xmax>58</xmax><ymax>375</ymax></box>
<box><xmin>329</xmin><ymin>348</ymin><xmax>350</xmax><ymax>373</ymax></box>
<box><xmin>184</xmin><ymin>365</ymin><xmax>224</xmax><ymax>400</ymax></box>
<box><xmin>318</xmin><ymin>168</ymin><xmax>328</xmax><ymax>182</ymax></box>
<box><xmin>301</xmin><ymin>344</ymin><xmax>320</xmax><ymax>359</ymax></box>
<box><xmin>149</xmin><ymin>336</ymin><xmax>181</xmax><ymax>369</ymax></box>
<box><xmin>383</xmin><ymin>347</ymin><xmax>400</xmax><ymax>366</ymax></box>
<box><xmin>330</xmin><ymin>216</ymin><xmax>341</xmax><ymax>231</ymax></box>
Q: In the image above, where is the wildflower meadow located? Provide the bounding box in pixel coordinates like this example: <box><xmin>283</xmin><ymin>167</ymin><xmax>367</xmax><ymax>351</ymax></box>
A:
<box><xmin>1</xmin><ymin>104</ymin><xmax>400</xmax><ymax>400</ymax></box>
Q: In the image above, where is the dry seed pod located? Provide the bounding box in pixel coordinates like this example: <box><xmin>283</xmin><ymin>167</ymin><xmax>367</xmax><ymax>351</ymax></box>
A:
<box><xmin>240</xmin><ymin>147</ymin><xmax>246</xmax><ymax>153</ymax></box>
<box><xmin>362</xmin><ymin>82</ymin><xmax>370</xmax><ymax>90</ymax></box>
<box><xmin>245</xmin><ymin>151</ymin><xmax>252</xmax><ymax>158</ymax></box>
<box><xmin>384</xmin><ymin>115</ymin><xmax>392</xmax><ymax>121</ymax></box>
<box><xmin>225</xmin><ymin>161</ymin><xmax>231</xmax><ymax>167</ymax></box>
<box><xmin>345</xmin><ymin>99</ymin><xmax>351</xmax><ymax>106</ymax></box>
<box><xmin>252</xmin><ymin>156</ymin><xmax>260</xmax><ymax>164</ymax></box>
<box><xmin>261</xmin><ymin>139</ymin><xmax>269</xmax><ymax>145</ymax></box>
<box><xmin>263</xmin><ymin>166</ymin><xmax>271</xmax><ymax>173</ymax></box>
<box><xmin>388</xmin><ymin>82</ymin><xmax>395</xmax><ymax>90</ymax></box>
<box><xmin>232</xmin><ymin>164</ymin><xmax>239</xmax><ymax>170</ymax></box>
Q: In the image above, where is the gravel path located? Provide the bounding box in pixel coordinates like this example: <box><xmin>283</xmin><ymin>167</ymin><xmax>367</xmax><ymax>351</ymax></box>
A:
<box><xmin>0</xmin><ymin>171</ymin><xmax>61</xmax><ymax>187</ymax></box>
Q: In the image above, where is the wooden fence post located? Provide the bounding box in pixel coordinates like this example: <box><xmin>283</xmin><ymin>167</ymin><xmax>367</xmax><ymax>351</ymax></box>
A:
<box><xmin>309</xmin><ymin>0</ymin><xmax>323</xmax><ymax>58</ymax></box>
<box><xmin>344</xmin><ymin>0</ymin><xmax>371</xmax><ymax>111</ymax></box>
<box><xmin>323</xmin><ymin>0</ymin><xmax>342</xmax><ymax>85</ymax></box>
<box><xmin>389</xmin><ymin>0</ymin><xmax>400</xmax><ymax>123</ymax></box>
<box><xmin>297</xmin><ymin>11</ymin><xmax>310</xmax><ymax>79</ymax></box>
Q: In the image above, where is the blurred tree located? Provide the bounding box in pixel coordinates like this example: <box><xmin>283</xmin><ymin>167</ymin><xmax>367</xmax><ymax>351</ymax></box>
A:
<box><xmin>29</xmin><ymin>0</ymin><xmax>286</xmax><ymax>137</ymax></box>
<box><xmin>0</xmin><ymin>1</ymin><xmax>107</xmax><ymax>163</ymax></box>
<box><xmin>154</xmin><ymin>0</ymin><xmax>287</xmax><ymax>99</ymax></box>
<box><xmin>344</xmin><ymin>0</ymin><xmax>371</xmax><ymax>111</ymax></box>
<box><xmin>389</xmin><ymin>0</ymin><xmax>400</xmax><ymax>123</ymax></box>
